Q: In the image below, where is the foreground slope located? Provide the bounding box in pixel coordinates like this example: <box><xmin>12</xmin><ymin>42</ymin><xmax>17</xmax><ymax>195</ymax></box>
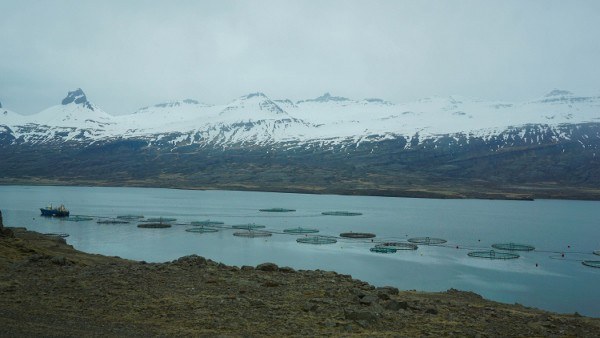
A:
<box><xmin>1</xmin><ymin>227</ymin><xmax>599</xmax><ymax>336</ymax></box>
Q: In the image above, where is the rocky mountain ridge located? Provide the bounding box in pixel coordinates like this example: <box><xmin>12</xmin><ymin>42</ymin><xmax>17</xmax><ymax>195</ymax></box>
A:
<box><xmin>1</xmin><ymin>88</ymin><xmax>599</xmax><ymax>200</ymax></box>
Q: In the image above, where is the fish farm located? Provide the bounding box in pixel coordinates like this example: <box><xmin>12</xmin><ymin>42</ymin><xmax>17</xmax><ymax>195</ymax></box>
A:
<box><xmin>408</xmin><ymin>237</ymin><xmax>447</xmax><ymax>245</ymax></box>
<box><xmin>492</xmin><ymin>243</ymin><xmax>535</xmax><ymax>251</ymax></box>
<box><xmin>232</xmin><ymin>224</ymin><xmax>266</xmax><ymax>230</ymax></box>
<box><xmin>137</xmin><ymin>223</ymin><xmax>172</xmax><ymax>228</ymax></box>
<box><xmin>259</xmin><ymin>208</ymin><xmax>296</xmax><ymax>212</ymax></box>
<box><xmin>97</xmin><ymin>219</ymin><xmax>130</xmax><ymax>224</ymax></box>
<box><xmin>185</xmin><ymin>227</ymin><xmax>219</xmax><ymax>233</ymax></box>
<box><xmin>321</xmin><ymin>211</ymin><xmax>362</xmax><ymax>216</ymax></box>
<box><xmin>339</xmin><ymin>232</ymin><xmax>376</xmax><ymax>239</ymax></box>
<box><xmin>297</xmin><ymin>236</ymin><xmax>337</xmax><ymax>245</ymax></box>
<box><xmin>233</xmin><ymin>230</ymin><xmax>272</xmax><ymax>238</ymax></box>
<box><xmin>283</xmin><ymin>227</ymin><xmax>319</xmax><ymax>234</ymax></box>
<box><xmin>467</xmin><ymin>250</ymin><xmax>520</xmax><ymax>260</ymax></box>
<box><xmin>582</xmin><ymin>261</ymin><xmax>600</xmax><ymax>268</ymax></box>
<box><xmin>375</xmin><ymin>242</ymin><xmax>418</xmax><ymax>250</ymax></box>
<box><xmin>40</xmin><ymin>206</ymin><xmax>599</xmax><ymax>271</ymax></box>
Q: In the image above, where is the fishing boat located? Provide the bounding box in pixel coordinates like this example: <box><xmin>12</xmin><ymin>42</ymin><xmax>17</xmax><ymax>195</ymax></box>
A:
<box><xmin>40</xmin><ymin>204</ymin><xmax>70</xmax><ymax>217</ymax></box>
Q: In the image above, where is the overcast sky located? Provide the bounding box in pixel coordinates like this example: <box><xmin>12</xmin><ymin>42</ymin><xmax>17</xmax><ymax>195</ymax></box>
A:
<box><xmin>1</xmin><ymin>0</ymin><xmax>599</xmax><ymax>115</ymax></box>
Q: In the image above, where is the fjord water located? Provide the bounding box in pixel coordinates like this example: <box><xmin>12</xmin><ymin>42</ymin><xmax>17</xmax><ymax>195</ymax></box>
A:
<box><xmin>1</xmin><ymin>185</ymin><xmax>599</xmax><ymax>317</ymax></box>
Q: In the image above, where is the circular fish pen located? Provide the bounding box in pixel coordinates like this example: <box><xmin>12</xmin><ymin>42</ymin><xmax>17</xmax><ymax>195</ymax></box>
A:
<box><xmin>232</xmin><ymin>224</ymin><xmax>266</xmax><ymax>230</ymax></box>
<box><xmin>44</xmin><ymin>233</ymin><xmax>69</xmax><ymax>238</ymax></box>
<box><xmin>143</xmin><ymin>217</ymin><xmax>177</xmax><ymax>223</ymax></box>
<box><xmin>370</xmin><ymin>246</ymin><xmax>397</xmax><ymax>254</ymax></box>
<box><xmin>492</xmin><ymin>243</ymin><xmax>535</xmax><ymax>251</ymax></box>
<box><xmin>66</xmin><ymin>215</ymin><xmax>94</xmax><ymax>222</ymax></box>
<box><xmin>191</xmin><ymin>220</ymin><xmax>225</xmax><ymax>226</ymax></box>
<box><xmin>296</xmin><ymin>236</ymin><xmax>337</xmax><ymax>245</ymax></box>
<box><xmin>340</xmin><ymin>232</ymin><xmax>376</xmax><ymax>239</ymax></box>
<box><xmin>259</xmin><ymin>208</ymin><xmax>296</xmax><ymax>212</ymax></box>
<box><xmin>467</xmin><ymin>250</ymin><xmax>520</xmax><ymax>260</ymax></box>
<box><xmin>408</xmin><ymin>237</ymin><xmax>447</xmax><ymax>245</ymax></box>
<box><xmin>185</xmin><ymin>227</ymin><xmax>219</xmax><ymax>233</ymax></box>
<box><xmin>376</xmin><ymin>242</ymin><xmax>418</xmax><ymax>251</ymax></box>
<box><xmin>233</xmin><ymin>230</ymin><xmax>272</xmax><ymax>238</ymax></box>
<box><xmin>116</xmin><ymin>215</ymin><xmax>144</xmax><ymax>220</ymax></box>
<box><xmin>283</xmin><ymin>227</ymin><xmax>319</xmax><ymax>234</ymax></box>
<box><xmin>593</xmin><ymin>250</ymin><xmax>600</xmax><ymax>256</ymax></box>
<box><xmin>137</xmin><ymin>223</ymin><xmax>172</xmax><ymax>228</ymax></box>
<box><xmin>97</xmin><ymin>219</ymin><xmax>130</xmax><ymax>224</ymax></box>
<box><xmin>582</xmin><ymin>261</ymin><xmax>600</xmax><ymax>268</ymax></box>
<box><xmin>321</xmin><ymin>211</ymin><xmax>362</xmax><ymax>216</ymax></box>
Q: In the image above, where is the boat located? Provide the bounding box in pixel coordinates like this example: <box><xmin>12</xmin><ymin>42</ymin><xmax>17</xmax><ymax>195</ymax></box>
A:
<box><xmin>40</xmin><ymin>204</ymin><xmax>70</xmax><ymax>217</ymax></box>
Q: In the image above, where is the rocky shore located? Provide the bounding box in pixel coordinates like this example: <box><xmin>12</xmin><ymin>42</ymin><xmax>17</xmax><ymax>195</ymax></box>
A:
<box><xmin>1</xmin><ymin>225</ymin><xmax>599</xmax><ymax>336</ymax></box>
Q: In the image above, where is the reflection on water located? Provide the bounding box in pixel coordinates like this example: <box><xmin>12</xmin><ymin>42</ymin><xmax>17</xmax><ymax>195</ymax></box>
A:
<box><xmin>1</xmin><ymin>185</ymin><xmax>599</xmax><ymax>317</ymax></box>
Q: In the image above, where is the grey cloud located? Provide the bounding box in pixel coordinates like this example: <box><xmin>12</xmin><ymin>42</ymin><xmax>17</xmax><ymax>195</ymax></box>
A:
<box><xmin>1</xmin><ymin>0</ymin><xmax>599</xmax><ymax>115</ymax></box>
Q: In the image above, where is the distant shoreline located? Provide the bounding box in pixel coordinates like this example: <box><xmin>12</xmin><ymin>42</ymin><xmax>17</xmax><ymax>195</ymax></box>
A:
<box><xmin>4</xmin><ymin>179</ymin><xmax>600</xmax><ymax>201</ymax></box>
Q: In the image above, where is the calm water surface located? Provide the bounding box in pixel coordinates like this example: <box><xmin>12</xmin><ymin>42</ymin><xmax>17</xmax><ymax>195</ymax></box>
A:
<box><xmin>1</xmin><ymin>185</ymin><xmax>599</xmax><ymax>317</ymax></box>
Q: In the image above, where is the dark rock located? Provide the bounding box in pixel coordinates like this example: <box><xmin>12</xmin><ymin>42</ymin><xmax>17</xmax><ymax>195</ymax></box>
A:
<box><xmin>174</xmin><ymin>255</ymin><xmax>207</xmax><ymax>266</ymax></box>
<box><xmin>377</xmin><ymin>292</ymin><xmax>390</xmax><ymax>300</ymax></box>
<box><xmin>240</xmin><ymin>265</ymin><xmax>254</xmax><ymax>271</ymax></box>
<box><xmin>353</xmin><ymin>288</ymin><xmax>367</xmax><ymax>298</ymax></box>
<box><xmin>278</xmin><ymin>266</ymin><xmax>295</xmax><ymax>273</ymax></box>
<box><xmin>359</xmin><ymin>294</ymin><xmax>379</xmax><ymax>306</ymax></box>
<box><xmin>256</xmin><ymin>262</ymin><xmax>278</xmax><ymax>272</ymax></box>
<box><xmin>377</xmin><ymin>286</ymin><xmax>399</xmax><ymax>295</ymax></box>
<box><xmin>302</xmin><ymin>303</ymin><xmax>318</xmax><ymax>312</ymax></box>
<box><xmin>62</xmin><ymin>88</ymin><xmax>87</xmax><ymax>105</ymax></box>
<box><xmin>28</xmin><ymin>254</ymin><xmax>47</xmax><ymax>262</ymax></box>
<box><xmin>425</xmin><ymin>308</ymin><xmax>438</xmax><ymax>315</ymax></box>
<box><xmin>51</xmin><ymin>256</ymin><xmax>68</xmax><ymax>266</ymax></box>
<box><xmin>344</xmin><ymin>309</ymin><xmax>379</xmax><ymax>322</ymax></box>
<box><xmin>250</xmin><ymin>299</ymin><xmax>266</xmax><ymax>308</ymax></box>
<box><xmin>384</xmin><ymin>300</ymin><xmax>409</xmax><ymax>311</ymax></box>
<box><xmin>356</xmin><ymin>320</ymin><xmax>370</xmax><ymax>328</ymax></box>
<box><xmin>61</xmin><ymin>88</ymin><xmax>94</xmax><ymax>110</ymax></box>
<box><xmin>262</xmin><ymin>280</ymin><xmax>280</xmax><ymax>287</ymax></box>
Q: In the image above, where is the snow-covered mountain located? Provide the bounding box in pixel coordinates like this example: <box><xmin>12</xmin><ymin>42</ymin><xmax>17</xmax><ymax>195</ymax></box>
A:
<box><xmin>2</xmin><ymin>88</ymin><xmax>600</xmax><ymax>200</ymax></box>
<box><xmin>1</xmin><ymin>88</ymin><xmax>599</xmax><ymax>148</ymax></box>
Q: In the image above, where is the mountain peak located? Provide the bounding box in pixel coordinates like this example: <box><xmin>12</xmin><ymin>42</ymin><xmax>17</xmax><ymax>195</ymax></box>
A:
<box><xmin>61</xmin><ymin>88</ymin><xmax>94</xmax><ymax>110</ymax></box>
<box><xmin>299</xmin><ymin>93</ymin><xmax>351</xmax><ymax>104</ymax></box>
<box><xmin>220</xmin><ymin>92</ymin><xmax>286</xmax><ymax>116</ymax></box>
<box><xmin>243</xmin><ymin>92</ymin><xmax>268</xmax><ymax>100</ymax></box>
<box><xmin>545</xmin><ymin>89</ymin><xmax>573</xmax><ymax>97</ymax></box>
